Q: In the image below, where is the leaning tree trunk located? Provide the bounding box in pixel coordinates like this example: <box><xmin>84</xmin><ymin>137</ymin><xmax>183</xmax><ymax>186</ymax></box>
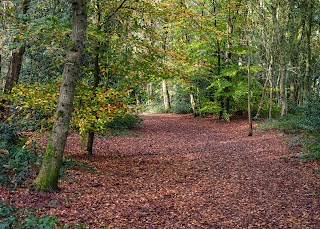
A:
<box><xmin>30</xmin><ymin>0</ymin><xmax>87</xmax><ymax>192</ymax></box>
<box><xmin>4</xmin><ymin>0</ymin><xmax>30</xmax><ymax>93</ymax></box>
<box><xmin>4</xmin><ymin>47</ymin><xmax>25</xmax><ymax>93</ymax></box>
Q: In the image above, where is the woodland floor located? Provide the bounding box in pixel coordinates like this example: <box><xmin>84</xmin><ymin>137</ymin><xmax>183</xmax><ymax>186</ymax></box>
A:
<box><xmin>1</xmin><ymin>114</ymin><xmax>320</xmax><ymax>228</ymax></box>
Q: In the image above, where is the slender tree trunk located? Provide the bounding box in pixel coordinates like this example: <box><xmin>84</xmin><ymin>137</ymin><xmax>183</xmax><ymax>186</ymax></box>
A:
<box><xmin>271</xmin><ymin>4</ymin><xmax>287</xmax><ymax>117</ymax></box>
<box><xmin>255</xmin><ymin>10</ymin><xmax>269</xmax><ymax>119</ymax></box>
<box><xmin>3</xmin><ymin>0</ymin><xmax>30</xmax><ymax>93</ymax></box>
<box><xmin>190</xmin><ymin>91</ymin><xmax>196</xmax><ymax>117</ymax></box>
<box><xmin>304</xmin><ymin>7</ymin><xmax>313</xmax><ymax>102</ymax></box>
<box><xmin>86</xmin><ymin>52</ymin><xmax>100</xmax><ymax>155</ymax></box>
<box><xmin>268</xmin><ymin>55</ymin><xmax>274</xmax><ymax>119</ymax></box>
<box><xmin>269</xmin><ymin>77</ymin><xmax>273</xmax><ymax>119</ymax></box>
<box><xmin>30</xmin><ymin>0</ymin><xmax>87</xmax><ymax>192</ymax></box>
<box><xmin>162</xmin><ymin>79</ymin><xmax>170</xmax><ymax>113</ymax></box>
<box><xmin>87</xmin><ymin>2</ymin><xmax>102</xmax><ymax>155</ymax></box>
<box><xmin>245</xmin><ymin>14</ymin><xmax>253</xmax><ymax>136</ymax></box>
<box><xmin>254</xmin><ymin>78</ymin><xmax>268</xmax><ymax>120</ymax></box>
<box><xmin>197</xmin><ymin>87</ymin><xmax>202</xmax><ymax>117</ymax></box>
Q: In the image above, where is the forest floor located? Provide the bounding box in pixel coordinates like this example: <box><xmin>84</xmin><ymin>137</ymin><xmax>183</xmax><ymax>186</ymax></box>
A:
<box><xmin>1</xmin><ymin>114</ymin><xmax>320</xmax><ymax>228</ymax></box>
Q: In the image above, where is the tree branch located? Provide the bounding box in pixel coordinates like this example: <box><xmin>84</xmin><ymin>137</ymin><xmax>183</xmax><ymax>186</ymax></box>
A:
<box><xmin>106</xmin><ymin>0</ymin><xmax>128</xmax><ymax>21</ymax></box>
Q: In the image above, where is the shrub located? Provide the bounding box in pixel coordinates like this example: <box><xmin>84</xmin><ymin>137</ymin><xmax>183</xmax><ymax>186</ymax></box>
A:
<box><xmin>105</xmin><ymin>113</ymin><xmax>142</xmax><ymax>130</ymax></box>
<box><xmin>0</xmin><ymin>122</ymin><xmax>41</xmax><ymax>188</ymax></box>
<box><xmin>260</xmin><ymin>95</ymin><xmax>320</xmax><ymax>161</ymax></box>
<box><xmin>297</xmin><ymin>95</ymin><xmax>320</xmax><ymax>133</ymax></box>
<box><xmin>0</xmin><ymin>122</ymin><xmax>20</xmax><ymax>147</ymax></box>
<box><xmin>0</xmin><ymin>143</ymin><xmax>40</xmax><ymax>188</ymax></box>
<box><xmin>302</xmin><ymin>137</ymin><xmax>320</xmax><ymax>160</ymax></box>
<box><xmin>0</xmin><ymin>203</ymin><xmax>59</xmax><ymax>229</ymax></box>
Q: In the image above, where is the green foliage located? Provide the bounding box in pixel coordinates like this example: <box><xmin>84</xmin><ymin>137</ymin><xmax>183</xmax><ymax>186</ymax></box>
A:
<box><xmin>171</xmin><ymin>84</ymin><xmax>191</xmax><ymax>114</ymax></box>
<box><xmin>0</xmin><ymin>203</ymin><xmax>58</xmax><ymax>229</ymax></box>
<box><xmin>105</xmin><ymin>113</ymin><xmax>142</xmax><ymax>131</ymax></box>
<box><xmin>260</xmin><ymin>95</ymin><xmax>320</xmax><ymax>161</ymax></box>
<box><xmin>297</xmin><ymin>95</ymin><xmax>320</xmax><ymax>133</ymax></box>
<box><xmin>0</xmin><ymin>123</ymin><xmax>41</xmax><ymax>188</ymax></box>
<box><xmin>0</xmin><ymin>122</ymin><xmax>20</xmax><ymax>147</ymax></box>
<box><xmin>142</xmin><ymin>100</ymin><xmax>166</xmax><ymax>114</ymax></box>
<box><xmin>5</xmin><ymin>81</ymin><xmax>135</xmax><ymax>137</ymax></box>
<box><xmin>200</xmin><ymin>100</ymin><xmax>221</xmax><ymax>115</ymax></box>
<box><xmin>302</xmin><ymin>138</ymin><xmax>320</xmax><ymax>160</ymax></box>
<box><xmin>0</xmin><ymin>145</ymin><xmax>40</xmax><ymax>189</ymax></box>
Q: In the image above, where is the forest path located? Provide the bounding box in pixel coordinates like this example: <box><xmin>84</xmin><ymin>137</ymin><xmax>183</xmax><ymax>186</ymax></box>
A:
<box><xmin>3</xmin><ymin>114</ymin><xmax>320</xmax><ymax>228</ymax></box>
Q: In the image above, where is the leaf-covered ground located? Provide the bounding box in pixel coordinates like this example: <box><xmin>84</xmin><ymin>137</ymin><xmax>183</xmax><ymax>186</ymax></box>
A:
<box><xmin>1</xmin><ymin>114</ymin><xmax>320</xmax><ymax>228</ymax></box>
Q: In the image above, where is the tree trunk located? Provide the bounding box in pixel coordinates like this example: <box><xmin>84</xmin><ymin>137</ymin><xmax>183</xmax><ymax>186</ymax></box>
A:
<box><xmin>246</xmin><ymin>22</ymin><xmax>253</xmax><ymax>136</ymax></box>
<box><xmin>271</xmin><ymin>4</ymin><xmax>287</xmax><ymax>117</ymax></box>
<box><xmin>304</xmin><ymin>6</ymin><xmax>313</xmax><ymax>102</ymax></box>
<box><xmin>254</xmin><ymin>78</ymin><xmax>268</xmax><ymax>120</ymax></box>
<box><xmin>268</xmin><ymin>54</ymin><xmax>274</xmax><ymax>119</ymax></box>
<box><xmin>269</xmin><ymin>78</ymin><xmax>273</xmax><ymax>119</ymax></box>
<box><xmin>162</xmin><ymin>79</ymin><xmax>170</xmax><ymax>113</ymax></box>
<box><xmin>86</xmin><ymin>52</ymin><xmax>100</xmax><ymax>155</ymax></box>
<box><xmin>87</xmin><ymin>4</ymin><xmax>102</xmax><ymax>154</ymax></box>
<box><xmin>190</xmin><ymin>92</ymin><xmax>196</xmax><ymax>117</ymax></box>
<box><xmin>30</xmin><ymin>0</ymin><xmax>87</xmax><ymax>192</ymax></box>
<box><xmin>4</xmin><ymin>47</ymin><xmax>25</xmax><ymax>93</ymax></box>
<box><xmin>3</xmin><ymin>0</ymin><xmax>30</xmax><ymax>93</ymax></box>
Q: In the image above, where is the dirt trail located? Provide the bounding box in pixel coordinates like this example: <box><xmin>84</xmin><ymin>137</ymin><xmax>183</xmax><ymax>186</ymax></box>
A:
<box><xmin>2</xmin><ymin>114</ymin><xmax>320</xmax><ymax>228</ymax></box>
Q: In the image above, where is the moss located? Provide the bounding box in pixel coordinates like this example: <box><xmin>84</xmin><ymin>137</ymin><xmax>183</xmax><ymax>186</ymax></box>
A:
<box><xmin>57</xmin><ymin>110</ymin><xmax>64</xmax><ymax>118</ymax></box>
<box><xmin>29</xmin><ymin>143</ymin><xmax>61</xmax><ymax>192</ymax></box>
<box><xmin>44</xmin><ymin>143</ymin><xmax>58</xmax><ymax>160</ymax></box>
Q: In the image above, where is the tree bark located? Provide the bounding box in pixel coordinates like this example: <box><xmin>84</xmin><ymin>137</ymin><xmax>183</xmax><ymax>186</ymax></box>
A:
<box><xmin>4</xmin><ymin>47</ymin><xmax>25</xmax><ymax>93</ymax></box>
<box><xmin>304</xmin><ymin>4</ymin><xmax>313</xmax><ymax>102</ymax></box>
<box><xmin>190</xmin><ymin>92</ymin><xmax>196</xmax><ymax>117</ymax></box>
<box><xmin>246</xmin><ymin>22</ymin><xmax>253</xmax><ymax>136</ymax></box>
<box><xmin>162</xmin><ymin>79</ymin><xmax>170</xmax><ymax>113</ymax></box>
<box><xmin>271</xmin><ymin>3</ymin><xmax>287</xmax><ymax>117</ymax></box>
<box><xmin>86</xmin><ymin>51</ymin><xmax>100</xmax><ymax>155</ymax></box>
<box><xmin>30</xmin><ymin>0</ymin><xmax>87</xmax><ymax>192</ymax></box>
<box><xmin>3</xmin><ymin>0</ymin><xmax>30</xmax><ymax>93</ymax></box>
<box><xmin>86</xmin><ymin>2</ymin><xmax>102</xmax><ymax>155</ymax></box>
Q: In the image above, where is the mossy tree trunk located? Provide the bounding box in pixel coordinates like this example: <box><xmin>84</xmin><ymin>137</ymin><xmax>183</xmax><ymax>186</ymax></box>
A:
<box><xmin>30</xmin><ymin>0</ymin><xmax>87</xmax><ymax>192</ymax></box>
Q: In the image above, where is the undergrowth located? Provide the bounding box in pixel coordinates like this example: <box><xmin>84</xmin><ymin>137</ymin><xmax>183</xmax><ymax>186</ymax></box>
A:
<box><xmin>0</xmin><ymin>203</ymin><xmax>87</xmax><ymax>229</ymax></box>
<box><xmin>0</xmin><ymin>203</ymin><xmax>58</xmax><ymax>229</ymax></box>
<box><xmin>260</xmin><ymin>95</ymin><xmax>320</xmax><ymax>161</ymax></box>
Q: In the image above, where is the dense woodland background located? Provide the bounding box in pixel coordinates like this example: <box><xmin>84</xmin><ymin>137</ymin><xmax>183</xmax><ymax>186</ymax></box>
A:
<box><xmin>1</xmin><ymin>0</ymin><xmax>320</xmax><ymax>227</ymax></box>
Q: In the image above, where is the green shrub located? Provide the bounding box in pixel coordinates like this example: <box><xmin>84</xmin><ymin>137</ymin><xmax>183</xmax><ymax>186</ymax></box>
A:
<box><xmin>172</xmin><ymin>101</ymin><xmax>191</xmax><ymax>114</ymax></box>
<box><xmin>302</xmin><ymin>137</ymin><xmax>320</xmax><ymax>160</ymax></box>
<box><xmin>0</xmin><ymin>144</ymin><xmax>40</xmax><ymax>188</ymax></box>
<box><xmin>105</xmin><ymin>113</ymin><xmax>142</xmax><ymax>130</ymax></box>
<box><xmin>0</xmin><ymin>122</ymin><xmax>41</xmax><ymax>188</ymax></box>
<box><xmin>297</xmin><ymin>95</ymin><xmax>320</xmax><ymax>133</ymax></box>
<box><xmin>260</xmin><ymin>95</ymin><xmax>320</xmax><ymax>161</ymax></box>
<box><xmin>0</xmin><ymin>122</ymin><xmax>20</xmax><ymax>147</ymax></box>
<box><xmin>0</xmin><ymin>203</ymin><xmax>59</xmax><ymax>229</ymax></box>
